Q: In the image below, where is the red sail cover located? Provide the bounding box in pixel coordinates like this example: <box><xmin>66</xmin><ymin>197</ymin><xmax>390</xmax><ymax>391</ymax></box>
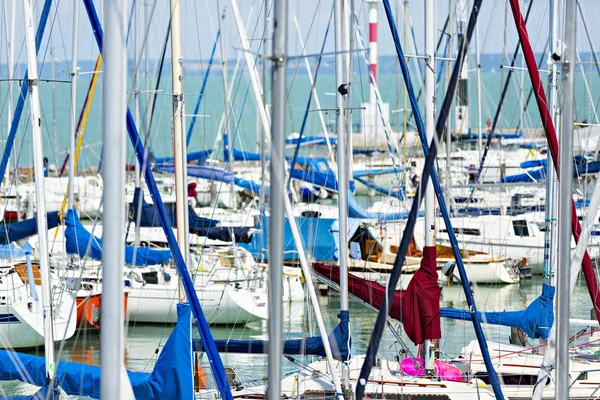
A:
<box><xmin>313</xmin><ymin>246</ymin><xmax>441</xmax><ymax>345</ymax></box>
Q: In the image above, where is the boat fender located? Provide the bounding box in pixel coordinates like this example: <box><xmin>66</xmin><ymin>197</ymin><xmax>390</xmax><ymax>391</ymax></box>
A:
<box><xmin>163</xmin><ymin>271</ymin><xmax>171</xmax><ymax>282</ymax></box>
<box><xmin>470</xmin><ymin>378</ymin><xmax>487</xmax><ymax>388</ymax></box>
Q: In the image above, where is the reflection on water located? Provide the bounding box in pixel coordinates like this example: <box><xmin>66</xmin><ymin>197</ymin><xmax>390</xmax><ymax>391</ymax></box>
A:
<box><xmin>2</xmin><ymin>275</ymin><xmax>597</xmax><ymax>395</ymax></box>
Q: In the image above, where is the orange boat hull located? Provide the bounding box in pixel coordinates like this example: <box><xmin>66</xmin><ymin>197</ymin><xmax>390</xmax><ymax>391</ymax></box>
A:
<box><xmin>76</xmin><ymin>293</ymin><xmax>129</xmax><ymax>329</ymax></box>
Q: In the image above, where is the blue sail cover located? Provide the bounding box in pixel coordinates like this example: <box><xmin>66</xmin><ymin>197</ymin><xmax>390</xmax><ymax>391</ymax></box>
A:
<box><xmin>440</xmin><ymin>283</ymin><xmax>555</xmax><ymax>339</ymax></box>
<box><xmin>0</xmin><ymin>302</ymin><xmax>194</xmax><ymax>399</ymax></box>
<box><xmin>347</xmin><ymin>190</ymin><xmax>415</xmax><ymax>220</ymax></box>
<box><xmin>130</xmin><ymin>188</ymin><xmax>219</xmax><ymax>231</ymax></box>
<box><xmin>289</xmin><ymin>157</ymin><xmax>339</xmax><ymax>192</ymax></box>
<box><xmin>154</xmin><ymin>149</ymin><xmax>213</xmax><ymax>165</ymax></box>
<box><xmin>0</xmin><ymin>212</ymin><xmax>60</xmax><ymax>245</ymax></box>
<box><xmin>233</xmin><ymin>176</ymin><xmax>266</xmax><ymax>196</ymax></box>
<box><xmin>232</xmin><ymin>148</ymin><xmax>264</xmax><ymax>161</ymax></box>
<box><xmin>154</xmin><ymin>164</ymin><xmax>233</xmax><ymax>184</ymax></box>
<box><xmin>194</xmin><ymin>310</ymin><xmax>351</xmax><ymax>361</ymax></box>
<box><xmin>503</xmin><ymin>157</ymin><xmax>600</xmax><ymax>183</ymax></box>
<box><xmin>285</xmin><ymin>136</ymin><xmax>337</xmax><ymax>147</ymax></box>
<box><xmin>462</xmin><ymin>130</ymin><xmax>524</xmax><ymax>140</ymax></box>
<box><xmin>243</xmin><ymin>216</ymin><xmax>362</xmax><ymax>261</ymax></box>
<box><xmin>65</xmin><ymin>209</ymin><xmax>171</xmax><ymax>266</ymax></box>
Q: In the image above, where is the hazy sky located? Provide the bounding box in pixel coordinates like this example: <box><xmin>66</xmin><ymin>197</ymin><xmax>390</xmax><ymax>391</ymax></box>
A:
<box><xmin>2</xmin><ymin>0</ymin><xmax>600</xmax><ymax>75</ymax></box>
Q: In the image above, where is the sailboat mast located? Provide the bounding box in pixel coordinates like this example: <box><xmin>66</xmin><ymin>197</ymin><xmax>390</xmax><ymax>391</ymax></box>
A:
<box><xmin>544</xmin><ymin>0</ymin><xmax>560</xmax><ymax>287</ymax></box>
<box><xmin>3</xmin><ymin>0</ymin><xmax>16</xmax><ymax>202</ymax></box>
<box><xmin>67</xmin><ymin>0</ymin><xmax>79</xmax><ymax>211</ymax></box>
<box><xmin>268</xmin><ymin>0</ymin><xmax>287</xmax><ymax>397</ymax></box>
<box><xmin>100</xmin><ymin>0</ymin><xmax>127</xmax><ymax>394</ymax></box>
<box><xmin>556</xmin><ymin>1</ymin><xmax>576</xmax><ymax>398</ymax></box>
<box><xmin>334</xmin><ymin>0</ymin><xmax>351</xmax><ymax>392</ymax></box>
<box><xmin>475</xmin><ymin>14</ymin><xmax>482</xmax><ymax>159</ymax></box>
<box><xmin>133</xmin><ymin>0</ymin><xmax>141</xmax><ymax>247</ymax></box>
<box><xmin>423</xmin><ymin>0</ymin><xmax>436</xmax><ymax>373</ymax></box>
<box><xmin>170</xmin><ymin>0</ymin><xmax>190</xmax><ymax>270</ymax></box>
<box><xmin>21</xmin><ymin>0</ymin><xmax>55</xmax><ymax>381</ymax></box>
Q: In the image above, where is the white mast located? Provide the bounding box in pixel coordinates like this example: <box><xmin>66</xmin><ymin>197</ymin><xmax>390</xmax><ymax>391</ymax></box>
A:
<box><xmin>170</xmin><ymin>0</ymin><xmax>190</xmax><ymax>271</ymax></box>
<box><xmin>423</xmin><ymin>0</ymin><xmax>436</xmax><ymax>373</ymax></box>
<box><xmin>133</xmin><ymin>0</ymin><xmax>141</xmax><ymax>247</ymax></box>
<box><xmin>217</xmin><ymin>5</ymin><xmax>235</xmax><ymax>209</ymax></box>
<box><xmin>532</xmin><ymin>2</ymin><xmax>561</xmax><ymax>397</ymax></box>
<box><xmin>100</xmin><ymin>0</ymin><xmax>127</xmax><ymax>395</ymax></box>
<box><xmin>268</xmin><ymin>0</ymin><xmax>287</xmax><ymax>396</ymax></box>
<box><xmin>334</xmin><ymin>0</ymin><xmax>351</xmax><ymax>393</ymax></box>
<box><xmin>21</xmin><ymin>0</ymin><xmax>55</xmax><ymax>381</ymax></box>
<box><xmin>67</xmin><ymin>0</ymin><xmax>79</xmax><ymax>211</ymax></box>
<box><xmin>230</xmin><ymin>2</ymin><xmax>344</xmax><ymax>395</ymax></box>
<box><xmin>3</xmin><ymin>0</ymin><xmax>17</xmax><ymax>213</ymax></box>
<box><xmin>556</xmin><ymin>0</ymin><xmax>576</xmax><ymax>398</ymax></box>
<box><xmin>475</xmin><ymin>14</ymin><xmax>482</xmax><ymax>159</ymax></box>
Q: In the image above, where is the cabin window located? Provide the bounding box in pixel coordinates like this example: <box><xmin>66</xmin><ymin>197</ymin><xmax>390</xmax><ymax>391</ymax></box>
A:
<box><xmin>363</xmin><ymin>394</ymin><xmax>450</xmax><ymax>400</ymax></box>
<box><xmin>474</xmin><ymin>372</ymin><xmax>549</xmax><ymax>386</ymax></box>
<box><xmin>441</xmin><ymin>227</ymin><xmax>481</xmax><ymax>236</ymax></box>
<box><xmin>301</xmin><ymin>211</ymin><xmax>321</xmax><ymax>218</ymax></box>
<box><xmin>512</xmin><ymin>220</ymin><xmax>530</xmax><ymax>237</ymax></box>
<box><xmin>453</xmin><ymin>197</ymin><xmax>478</xmax><ymax>204</ymax></box>
<box><xmin>142</xmin><ymin>271</ymin><xmax>159</xmax><ymax>285</ymax></box>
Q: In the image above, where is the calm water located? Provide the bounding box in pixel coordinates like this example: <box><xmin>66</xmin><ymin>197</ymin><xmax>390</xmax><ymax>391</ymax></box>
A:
<box><xmin>3</xmin><ymin>274</ymin><xmax>596</xmax><ymax>396</ymax></box>
<box><xmin>1</xmin><ymin>69</ymin><xmax>599</xmax><ymax>168</ymax></box>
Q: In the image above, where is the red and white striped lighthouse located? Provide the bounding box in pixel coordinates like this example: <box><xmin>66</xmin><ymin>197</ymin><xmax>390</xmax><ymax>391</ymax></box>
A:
<box><xmin>368</xmin><ymin>0</ymin><xmax>379</xmax><ymax>103</ymax></box>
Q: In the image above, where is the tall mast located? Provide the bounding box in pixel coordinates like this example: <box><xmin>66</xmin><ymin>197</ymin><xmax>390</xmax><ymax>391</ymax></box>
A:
<box><xmin>133</xmin><ymin>0</ymin><xmax>141</xmax><ymax>247</ymax></box>
<box><xmin>423</xmin><ymin>0</ymin><xmax>436</xmax><ymax>373</ymax></box>
<box><xmin>556</xmin><ymin>0</ymin><xmax>576</xmax><ymax>398</ymax></box>
<box><xmin>100</xmin><ymin>0</ymin><xmax>127</xmax><ymax>394</ymax></box>
<box><xmin>67</xmin><ymin>0</ymin><xmax>79</xmax><ymax>211</ymax></box>
<box><xmin>475</xmin><ymin>10</ymin><xmax>482</xmax><ymax>159</ymax></box>
<box><xmin>21</xmin><ymin>0</ymin><xmax>55</xmax><ymax>381</ymax></box>
<box><xmin>216</xmin><ymin>1</ymin><xmax>235</xmax><ymax>209</ymax></box>
<box><xmin>268</xmin><ymin>0</ymin><xmax>287</xmax><ymax>397</ymax></box>
<box><xmin>545</xmin><ymin>0</ymin><xmax>560</xmax><ymax>289</ymax></box>
<box><xmin>334</xmin><ymin>0</ymin><xmax>351</xmax><ymax>393</ymax></box>
<box><xmin>532</xmin><ymin>2</ymin><xmax>561</xmax><ymax>397</ymax></box>
<box><xmin>367</xmin><ymin>0</ymin><xmax>378</xmax><ymax>104</ymax></box>
<box><xmin>3</xmin><ymin>0</ymin><xmax>16</xmax><ymax>203</ymax></box>
<box><xmin>170</xmin><ymin>0</ymin><xmax>189</xmax><ymax>270</ymax></box>
<box><xmin>230</xmin><ymin>1</ymin><xmax>343</xmax><ymax>393</ymax></box>
<box><xmin>402</xmin><ymin>0</ymin><xmax>408</xmax><ymax>164</ymax></box>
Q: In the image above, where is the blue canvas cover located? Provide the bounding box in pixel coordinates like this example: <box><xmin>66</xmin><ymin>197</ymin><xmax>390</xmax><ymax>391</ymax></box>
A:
<box><xmin>0</xmin><ymin>212</ymin><xmax>60</xmax><ymax>245</ymax></box>
<box><xmin>153</xmin><ymin>149</ymin><xmax>212</xmax><ymax>165</ymax></box>
<box><xmin>285</xmin><ymin>136</ymin><xmax>337</xmax><ymax>147</ymax></box>
<box><xmin>233</xmin><ymin>176</ymin><xmax>266</xmax><ymax>196</ymax></box>
<box><xmin>194</xmin><ymin>310</ymin><xmax>350</xmax><ymax>361</ymax></box>
<box><xmin>440</xmin><ymin>283</ymin><xmax>555</xmax><ymax>339</ymax></box>
<box><xmin>0</xmin><ymin>303</ymin><xmax>194</xmax><ymax>399</ymax></box>
<box><xmin>129</xmin><ymin>188</ymin><xmax>219</xmax><ymax>230</ymax></box>
<box><xmin>232</xmin><ymin>148</ymin><xmax>263</xmax><ymax>161</ymax></box>
<box><xmin>154</xmin><ymin>164</ymin><xmax>233</xmax><ymax>183</ymax></box>
<box><xmin>191</xmin><ymin>226</ymin><xmax>253</xmax><ymax>244</ymax></box>
<box><xmin>65</xmin><ymin>209</ymin><xmax>171</xmax><ymax>266</ymax></box>
<box><xmin>243</xmin><ymin>216</ymin><xmax>361</xmax><ymax>261</ymax></box>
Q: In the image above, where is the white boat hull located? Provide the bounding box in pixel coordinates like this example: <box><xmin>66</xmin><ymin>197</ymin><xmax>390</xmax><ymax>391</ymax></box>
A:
<box><xmin>126</xmin><ymin>279</ymin><xmax>267</xmax><ymax>325</ymax></box>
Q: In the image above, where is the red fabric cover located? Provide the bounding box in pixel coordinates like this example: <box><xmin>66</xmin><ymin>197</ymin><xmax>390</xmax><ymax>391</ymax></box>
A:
<box><xmin>187</xmin><ymin>182</ymin><xmax>198</xmax><ymax>197</ymax></box>
<box><xmin>312</xmin><ymin>245</ymin><xmax>441</xmax><ymax>345</ymax></box>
